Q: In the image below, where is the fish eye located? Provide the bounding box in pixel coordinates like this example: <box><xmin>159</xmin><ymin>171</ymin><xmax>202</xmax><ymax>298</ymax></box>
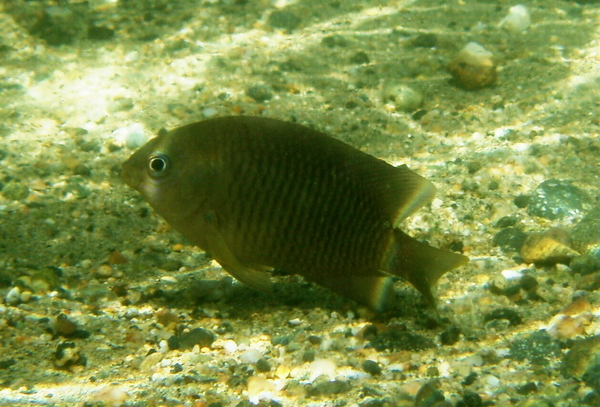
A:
<box><xmin>147</xmin><ymin>154</ymin><xmax>171</xmax><ymax>177</ymax></box>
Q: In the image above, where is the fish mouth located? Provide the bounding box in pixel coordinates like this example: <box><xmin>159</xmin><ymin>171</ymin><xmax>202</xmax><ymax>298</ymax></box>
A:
<box><xmin>121</xmin><ymin>161</ymin><xmax>142</xmax><ymax>190</ymax></box>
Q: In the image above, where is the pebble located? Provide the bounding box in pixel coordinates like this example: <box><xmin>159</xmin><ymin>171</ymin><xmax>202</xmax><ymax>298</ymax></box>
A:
<box><xmin>55</xmin><ymin>342</ymin><xmax>86</xmax><ymax>370</ymax></box>
<box><xmin>350</xmin><ymin>51</ymin><xmax>370</xmax><ymax>64</ymax></box>
<box><xmin>382</xmin><ymin>83</ymin><xmax>423</xmax><ymax>112</ymax></box>
<box><xmin>268</xmin><ymin>10</ymin><xmax>302</xmax><ymax>31</ymax></box>
<box><xmin>572</xmin><ymin>205</ymin><xmax>600</xmax><ymax>251</ymax></box>
<box><xmin>410</xmin><ymin>33</ymin><xmax>438</xmax><ymax>48</ymax></box>
<box><xmin>499</xmin><ymin>5</ymin><xmax>531</xmax><ymax>33</ymax></box>
<box><xmin>493</xmin><ymin>227</ymin><xmax>528</xmax><ymax>252</ymax></box>
<box><xmin>369</xmin><ymin>324</ymin><xmax>434</xmax><ymax>352</ymax></box>
<box><xmin>95</xmin><ymin>263</ymin><xmax>114</xmax><ymax>278</ymax></box>
<box><xmin>516</xmin><ymin>398</ymin><xmax>555</xmax><ymax>407</ymax></box>
<box><xmin>520</xmin><ymin>229</ymin><xmax>579</xmax><ymax>265</ymax></box>
<box><xmin>55</xmin><ymin>313</ymin><xmax>78</xmax><ymax>336</ymax></box>
<box><xmin>174</xmin><ymin>327</ymin><xmax>215</xmax><ymax>350</ymax></box>
<box><xmin>362</xmin><ymin>360</ymin><xmax>382</xmax><ymax>376</ymax></box>
<box><xmin>5</xmin><ymin>287</ymin><xmax>21</xmax><ymax>305</ymax></box>
<box><xmin>456</xmin><ymin>392</ymin><xmax>483</xmax><ymax>407</ymax></box>
<box><xmin>447</xmin><ymin>42</ymin><xmax>497</xmax><ymax>90</ymax></box>
<box><xmin>570</xmin><ymin>255</ymin><xmax>600</xmax><ymax>275</ymax></box>
<box><xmin>484</xmin><ymin>308</ymin><xmax>523</xmax><ymax>326</ymax></box>
<box><xmin>509</xmin><ymin>330</ymin><xmax>561</xmax><ymax>366</ymax></box>
<box><xmin>113</xmin><ymin>123</ymin><xmax>147</xmax><ymax>150</ymax></box>
<box><xmin>240</xmin><ymin>348</ymin><xmax>263</xmax><ymax>364</ymax></box>
<box><xmin>439</xmin><ymin>326</ymin><xmax>461</xmax><ymax>346</ymax></box>
<box><xmin>306</xmin><ymin>379</ymin><xmax>352</xmax><ymax>397</ymax></box>
<box><xmin>527</xmin><ymin>179</ymin><xmax>591</xmax><ymax>219</ymax></box>
<box><xmin>255</xmin><ymin>358</ymin><xmax>271</xmax><ymax>373</ymax></box>
<box><xmin>246</xmin><ymin>84</ymin><xmax>273</xmax><ymax>102</ymax></box>
<box><xmin>2</xmin><ymin>182</ymin><xmax>30</xmax><ymax>200</ymax></box>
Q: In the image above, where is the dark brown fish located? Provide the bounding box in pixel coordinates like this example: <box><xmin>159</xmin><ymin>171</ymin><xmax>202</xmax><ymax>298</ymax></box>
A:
<box><xmin>122</xmin><ymin>116</ymin><xmax>467</xmax><ymax>311</ymax></box>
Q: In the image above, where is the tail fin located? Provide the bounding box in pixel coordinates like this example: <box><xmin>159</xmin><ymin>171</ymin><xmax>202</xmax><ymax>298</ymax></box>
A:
<box><xmin>383</xmin><ymin>229</ymin><xmax>468</xmax><ymax>307</ymax></box>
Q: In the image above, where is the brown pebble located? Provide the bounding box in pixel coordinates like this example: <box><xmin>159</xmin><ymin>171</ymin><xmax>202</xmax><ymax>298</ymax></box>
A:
<box><xmin>55</xmin><ymin>313</ymin><xmax>78</xmax><ymax>336</ymax></box>
<box><xmin>156</xmin><ymin>309</ymin><xmax>179</xmax><ymax>327</ymax></box>
<box><xmin>108</xmin><ymin>251</ymin><xmax>128</xmax><ymax>265</ymax></box>
<box><xmin>520</xmin><ymin>229</ymin><xmax>579</xmax><ymax>265</ymax></box>
<box><xmin>562</xmin><ymin>297</ymin><xmax>591</xmax><ymax>315</ymax></box>
<box><xmin>447</xmin><ymin>42</ymin><xmax>497</xmax><ymax>90</ymax></box>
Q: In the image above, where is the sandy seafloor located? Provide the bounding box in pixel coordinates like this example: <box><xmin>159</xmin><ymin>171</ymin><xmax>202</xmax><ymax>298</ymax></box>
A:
<box><xmin>0</xmin><ymin>0</ymin><xmax>599</xmax><ymax>406</ymax></box>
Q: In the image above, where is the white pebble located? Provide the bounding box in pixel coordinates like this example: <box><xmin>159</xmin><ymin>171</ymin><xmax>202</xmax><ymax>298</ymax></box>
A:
<box><xmin>6</xmin><ymin>287</ymin><xmax>20</xmax><ymax>305</ymax></box>
<box><xmin>500</xmin><ymin>5</ymin><xmax>531</xmax><ymax>33</ymax></box>
<box><xmin>159</xmin><ymin>340</ymin><xmax>169</xmax><ymax>353</ymax></box>
<box><xmin>485</xmin><ymin>374</ymin><xmax>501</xmax><ymax>387</ymax></box>
<box><xmin>113</xmin><ymin>123</ymin><xmax>147</xmax><ymax>149</ymax></box>
<box><xmin>240</xmin><ymin>348</ymin><xmax>263</xmax><ymax>364</ymax></box>
<box><xmin>501</xmin><ymin>267</ymin><xmax>524</xmax><ymax>280</ymax></box>
<box><xmin>288</xmin><ymin>318</ymin><xmax>303</xmax><ymax>326</ymax></box>
<box><xmin>202</xmin><ymin>107</ymin><xmax>218</xmax><ymax>118</ymax></box>
<box><xmin>223</xmin><ymin>339</ymin><xmax>238</xmax><ymax>353</ymax></box>
<box><xmin>309</xmin><ymin>359</ymin><xmax>336</xmax><ymax>382</ymax></box>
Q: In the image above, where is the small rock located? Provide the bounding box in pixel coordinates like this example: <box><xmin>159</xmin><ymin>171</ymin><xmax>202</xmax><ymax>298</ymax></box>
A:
<box><xmin>527</xmin><ymin>179</ymin><xmax>591</xmax><ymax>220</ymax></box>
<box><xmin>240</xmin><ymin>348</ymin><xmax>263</xmax><ymax>364</ymax></box>
<box><xmin>561</xmin><ymin>335</ymin><xmax>600</xmax><ymax>380</ymax></box>
<box><xmin>175</xmin><ymin>327</ymin><xmax>215</xmax><ymax>350</ymax></box>
<box><xmin>499</xmin><ymin>5</ymin><xmax>531</xmax><ymax>33</ymax></box>
<box><xmin>410</xmin><ymin>33</ymin><xmax>437</xmax><ymax>48</ymax></box>
<box><xmin>55</xmin><ymin>313</ymin><xmax>78</xmax><ymax>336</ymax></box>
<box><xmin>95</xmin><ymin>263</ymin><xmax>114</xmax><ymax>278</ymax></box>
<box><xmin>517</xmin><ymin>398</ymin><xmax>556</xmax><ymax>407</ymax></box>
<box><xmin>306</xmin><ymin>379</ymin><xmax>352</xmax><ymax>397</ymax></box>
<box><xmin>414</xmin><ymin>380</ymin><xmax>446</xmax><ymax>407</ymax></box>
<box><xmin>321</xmin><ymin>34</ymin><xmax>348</xmax><ymax>48</ymax></box>
<box><xmin>440</xmin><ymin>326</ymin><xmax>461</xmax><ymax>345</ymax></box>
<box><xmin>493</xmin><ymin>228</ymin><xmax>528</xmax><ymax>252</ymax></box>
<box><xmin>246</xmin><ymin>84</ymin><xmax>273</xmax><ymax>102</ymax></box>
<box><xmin>256</xmin><ymin>358</ymin><xmax>271</xmax><ymax>372</ymax></box>
<box><xmin>570</xmin><ymin>255</ymin><xmax>600</xmax><ymax>275</ymax></box>
<box><xmin>447</xmin><ymin>42</ymin><xmax>496</xmax><ymax>90</ymax></box>
<box><xmin>5</xmin><ymin>287</ymin><xmax>21</xmax><ymax>305</ymax></box>
<box><xmin>362</xmin><ymin>360</ymin><xmax>382</xmax><ymax>376</ymax></box>
<box><xmin>55</xmin><ymin>342</ymin><xmax>86</xmax><ymax>370</ymax></box>
<box><xmin>575</xmin><ymin>272</ymin><xmax>600</xmax><ymax>291</ymax></box>
<box><xmin>2</xmin><ymin>182</ymin><xmax>29</xmax><ymax>200</ymax></box>
<box><xmin>455</xmin><ymin>392</ymin><xmax>483</xmax><ymax>407</ymax></box>
<box><xmin>369</xmin><ymin>324</ymin><xmax>434</xmax><ymax>352</ymax></box>
<box><xmin>571</xmin><ymin>205</ymin><xmax>600</xmax><ymax>251</ymax></box>
<box><xmin>268</xmin><ymin>10</ymin><xmax>301</xmax><ymax>31</ymax></box>
<box><xmin>350</xmin><ymin>51</ymin><xmax>370</xmax><ymax>64</ymax></box>
<box><xmin>382</xmin><ymin>83</ymin><xmax>423</xmax><ymax>112</ymax></box>
<box><xmin>510</xmin><ymin>330</ymin><xmax>561</xmax><ymax>366</ymax></box>
<box><xmin>515</xmin><ymin>381</ymin><xmax>538</xmax><ymax>395</ymax></box>
<box><xmin>484</xmin><ymin>308</ymin><xmax>523</xmax><ymax>326</ymax></box>
<box><xmin>521</xmin><ymin>229</ymin><xmax>579</xmax><ymax>266</ymax></box>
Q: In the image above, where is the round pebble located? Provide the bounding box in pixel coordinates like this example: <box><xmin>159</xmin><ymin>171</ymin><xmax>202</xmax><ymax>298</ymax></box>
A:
<box><xmin>362</xmin><ymin>359</ymin><xmax>382</xmax><ymax>376</ymax></box>
<box><xmin>447</xmin><ymin>42</ymin><xmax>497</xmax><ymax>90</ymax></box>
<box><xmin>382</xmin><ymin>84</ymin><xmax>423</xmax><ymax>112</ymax></box>
<box><xmin>500</xmin><ymin>5</ymin><xmax>531</xmax><ymax>33</ymax></box>
<box><xmin>268</xmin><ymin>10</ymin><xmax>302</xmax><ymax>31</ymax></box>
<box><xmin>527</xmin><ymin>179</ymin><xmax>591</xmax><ymax>219</ymax></box>
<box><xmin>246</xmin><ymin>84</ymin><xmax>273</xmax><ymax>102</ymax></box>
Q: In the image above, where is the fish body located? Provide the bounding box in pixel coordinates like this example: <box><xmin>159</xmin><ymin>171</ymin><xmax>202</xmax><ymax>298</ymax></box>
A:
<box><xmin>122</xmin><ymin>116</ymin><xmax>467</xmax><ymax>311</ymax></box>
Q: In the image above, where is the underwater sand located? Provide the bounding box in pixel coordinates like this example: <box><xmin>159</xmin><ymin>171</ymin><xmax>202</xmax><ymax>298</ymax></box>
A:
<box><xmin>0</xmin><ymin>0</ymin><xmax>598</xmax><ymax>406</ymax></box>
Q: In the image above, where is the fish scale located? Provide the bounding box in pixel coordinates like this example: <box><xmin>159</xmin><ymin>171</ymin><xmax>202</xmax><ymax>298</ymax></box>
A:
<box><xmin>122</xmin><ymin>116</ymin><xmax>468</xmax><ymax>311</ymax></box>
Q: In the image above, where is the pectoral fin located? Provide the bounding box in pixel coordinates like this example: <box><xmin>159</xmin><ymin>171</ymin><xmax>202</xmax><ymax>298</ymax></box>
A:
<box><xmin>203</xmin><ymin>211</ymin><xmax>271</xmax><ymax>291</ymax></box>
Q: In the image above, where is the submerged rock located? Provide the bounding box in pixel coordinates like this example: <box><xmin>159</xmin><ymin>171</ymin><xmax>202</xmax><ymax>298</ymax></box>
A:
<box><xmin>527</xmin><ymin>179</ymin><xmax>591</xmax><ymax>220</ymax></box>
